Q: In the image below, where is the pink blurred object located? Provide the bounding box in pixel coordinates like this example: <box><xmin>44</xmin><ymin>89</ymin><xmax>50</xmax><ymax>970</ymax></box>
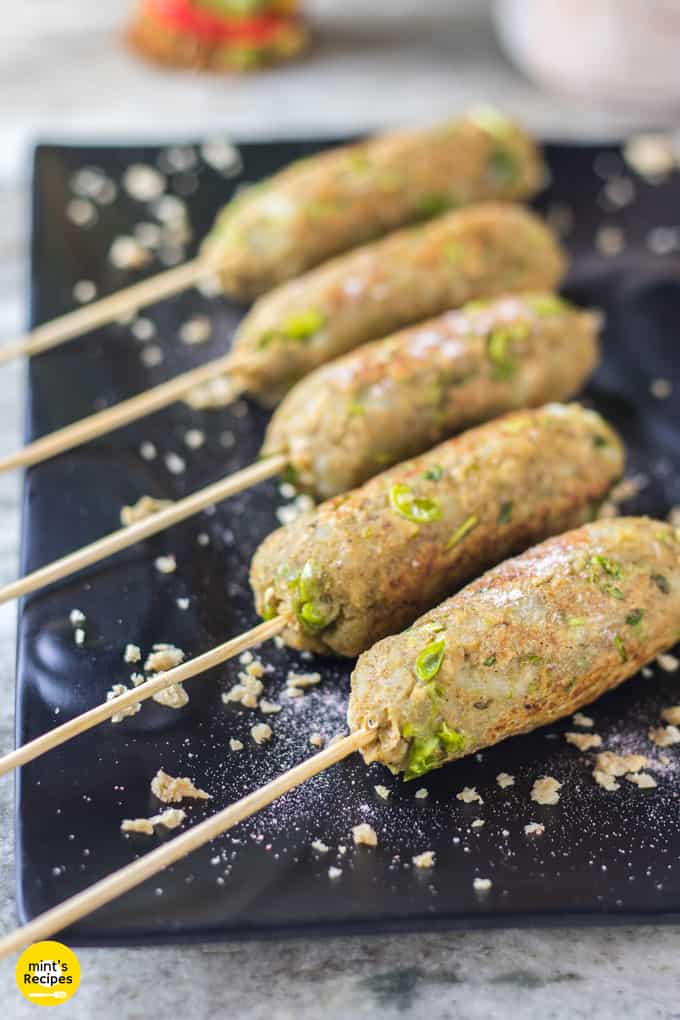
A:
<box><xmin>495</xmin><ymin>0</ymin><xmax>680</xmax><ymax>111</ymax></box>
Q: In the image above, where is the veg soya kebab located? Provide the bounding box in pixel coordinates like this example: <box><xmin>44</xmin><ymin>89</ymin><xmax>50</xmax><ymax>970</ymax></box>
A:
<box><xmin>0</xmin><ymin>295</ymin><xmax>599</xmax><ymax>605</ymax></box>
<box><xmin>2</xmin><ymin>516</ymin><xmax>678</xmax><ymax>958</ymax></box>
<box><xmin>0</xmin><ymin>203</ymin><xmax>565</xmax><ymax>475</ymax></box>
<box><xmin>2</xmin><ymin>109</ymin><xmax>544</xmax><ymax>366</ymax></box>
<box><xmin>0</xmin><ymin>403</ymin><xmax>623</xmax><ymax>776</ymax></box>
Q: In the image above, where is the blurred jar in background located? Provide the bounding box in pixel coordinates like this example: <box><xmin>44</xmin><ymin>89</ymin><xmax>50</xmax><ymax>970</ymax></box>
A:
<box><xmin>495</xmin><ymin>0</ymin><xmax>680</xmax><ymax>111</ymax></box>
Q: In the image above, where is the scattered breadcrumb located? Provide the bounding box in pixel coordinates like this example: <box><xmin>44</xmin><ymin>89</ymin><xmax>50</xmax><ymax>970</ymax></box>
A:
<box><xmin>73</xmin><ymin>280</ymin><xmax>97</xmax><ymax>303</ymax></box>
<box><xmin>328</xmin><ymin>866</ymin><xmax>343</xmax><ymax>879</ymax></box>
<box><xmin>141</xmin><ymin>345</ymin><xmax>163</xmax><ymax>368</ymax></box>
<box><xmin>165</xmin><ymin>452</ymin><xmax>186</xmax><ymax>475</ymax></box>
<box><xmin>457</xmin><ymin>786</ymin><xmax>483</xmax><ymax>805</ymax></box>
<box><xmin>286</xmin><ymin>671</ymin><xmax>321</xmax><ymax>689</ymax></box>
<box><xmin>412</xmin><ymin>851</ymin><xmax>435</xmax><ymax>869</ymax></box>
<box><xmin>154</xmin><ymin>555</ymin><xmax>177</xmax><ymax>575</ymax></box>
<box><xmin>74</xmin><ymin>628</ymin><xmax>86</xmax><ymax>646</ymax></box>
<box><xmin>259</xmin><ymin>700</ymin><xmax>282</xmax><ymax>715</ymax></box>
<box><xmin>626</xmin><ymin>772</ymin><xmax>658</xmax><ymax>789</ymax></box>
<box><xmin>184</xmin><ymin>428</ymin><xmax>206</xmax><ymax>450</ymax></box>
<box><xmin>131</xmin><ymin>673</ymin><xmax>145</xmax><ymax>686</ymax></box>
<box><xmin>374</xmin><ymin>784</ymin><xmax>390</xmax><ymax>800</ymax></box>
<box><xmin>657</xmin><ymin>653</ymin><xmax>679</xmax><ymax>673</ymax></box>
<box><xmin>106</xmin><ymin>684</ymin><xmax>141</xmax><ymax>724</ymax></box>
<box><xmin>311</xmin><ymin>839</ymin><xmax>329</xmax><ymax>854</ymax></box>
<box><xmin>67</xmin><ymin>197</ymin><xmax>97</xmax><ymax>227</ymax></box>
<box><xmin>595</xmin><ymin>751</ymin><xmax>647</xmax><ymax>776</ymax></box>
<box><xmin>151</xmin><ymin>769</ymin><xmax>210</xmax><ymax>804</ymax></box>
<box><xmin>496</xmin><ymin>772</ymin><xmax>515</xmax><ymax>789</ymax></box>
<box><xmin>595</xmin><ymin>225</ymin><xmax>624</xmax><ymax>256</ymax></box>
<box><xmin>531</xmin><ymin>776</ymin><xmax>562</xmax><ymax>806</ymax></box>
<box><xmin>121</xmin><ymin>808</ymin><xmax>185</xmax><ymax>835</ymax></box>
<box><xmin>120</xmin><ymin>495</ymin><xmax>173</xmax><ymax>527</ymax></box>
<box><xmin>651</xmin><ymin>378</ymin><xmax>673</xmax><ymax>400</ymax></box>
<box><xmin>145</xmin><ymin>645</ymin><xmax>185</xmax><ymax>672</ymax></box>
<box><xmin>222</xmin><ymin>676</ymin><xmax>263</xmax><ymax>709</ymax></box>
<box><xmin>593</xmin><ymin>769</ymin><xmax>620</xmax><ymax>792</ymax></box>
<box><xmin>69</xmin><ymin>609</ymin><xmax>86</xmax><ymax>627</ymax></box>
<box><xmin>661</xmin><ymin>706</ymin><xmax>680</xmax><ymax>725</ymax></box>
<box><xmin>473</xmin><ymin>877</ymin><xmax>492</xmax><ymax>891</ymax></box>
<box><xmin>179</xmin><ymin>316</ymin><xmax>212</xmax><ymax>346</ymax></box>
<box><xmin>471</xmin><ymin>818</ymin><xmax>485</xmax><ymax>829</ymax></box>
<box><xmin>565</xmin><ymin>731</ymin><xmax>603</xmax><ymax>751</ymax></box>
<box><xmin>624</xmin><ymin>133</ymin><xmax>676</xmax><ymax>178</ymax></box>
<box><xmin>415</xmin><ymin>787</ymin><xmax>429</xmax><ymax>800</ymax></box>
<box><xmin>229</xmin><ymin>738</ymin><xmax>244</xmax><ymax>752</ymax></box>
<box><xmin>251</xmin><ymin>723</ymin><xmax>272</xmax><ymax>745</ymax></box>
<box><xmin>153</xmin><ymin>684</ymin><xmax>189</xmax><ymax>710</ymax></box>
<box><xmin>352</xmin><ymin>823</ymin><xmax>378</xmax><ymax>847</ymax></box>
<box><xmin>309</xmin><ymin>732</ymin><xmax>324</xmax><ymax>748</ymax></box>
<box><xmin>244</xmin><ymin>660</ymin><xmax>265</xmax><ymax>679</ymax></box>
<box><xmin>109</xmin><ymin>235</ymin><xmax>151</xmax><ymax>270</ymax></box>
<box><xmin>524</xmin><ymin>822</ymin><xmax>545</xmax><ymax>836</ymax></box>
<box><xmin>124</xmin><ymin>643</ymin><xmax>142</xmax><ymax>664</ymax></box>
<box><xmin>140</xmin><ymin>441</ymin><xmax>157</xmax><ymax>461</ymax></box>
<box><xmin>572</xmin><ymin>712</ymin><xmax>594</xmax><ymax>728</ymax></box>
<box><xmin>123</xmin><ymin>164</ymin><xmax>166</xmax><ymax>201</ymax></box>
<box><xmin>648</xmin><ymin>725</ymin><xmax>680</xmax><ymax>748</ymax></box>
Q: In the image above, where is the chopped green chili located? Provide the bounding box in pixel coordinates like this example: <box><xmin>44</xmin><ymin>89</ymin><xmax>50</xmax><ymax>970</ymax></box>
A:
<box><xmin>415</xmin><ymin>192</ymin><xmax>454</xmax><ymax>220</ymax></box>
<box><xmin>404</xmin><ymin>722</ymin><xmax>466</xmax><ymax>781</ymax></box>
<box><xmin>389</xmin><ymin>483</ymin><xmax>442</xmax><ymax>524</ymax></box>
<box><xmin>487</xmin><ymin>329</ymin><xmax>517</xmax><ymax>380</ymax></box>
<box><xmin>527</xmin><ymin>294</ymin><xmax>568</xmax><ymax>317</ymax></box>
<box><xmin>625</xmin><ymin>609</ymin><xmax>644</xmax><ymax>627</ymax></box>
<box><xmin>487</xmin><ymin>147</ymin><xmax>519</xmax><ymax>186</ymax></box>
<box><xmin>614</xmin><ymin>635</ymin><xmax>628</xmax><ymax>662</ymax></box>
<box><xmin>415</xmin><ymin>639</ymin><xmax>446</xmax><ymax>683</ymax></box>
<box><xmin>483</xmin><ymin>655</ymin><xmax>496</xmax><ymax>667</ymax></box>
<box><xmin>281</xmin><ymin>308</ymin><xmax>326</xmax><ymax>341</ymax></box>
<box><xmin>447</xmin><ymin>515</ymin><xmax>479</xmax><ymax>549</ymax></box>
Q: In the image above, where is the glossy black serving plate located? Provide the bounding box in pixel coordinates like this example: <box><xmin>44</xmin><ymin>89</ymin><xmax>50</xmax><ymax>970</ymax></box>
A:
<box><xmin>16</xmin><ymin>136</ymin><xmax>680</xmax><ymax>945</ymax></box>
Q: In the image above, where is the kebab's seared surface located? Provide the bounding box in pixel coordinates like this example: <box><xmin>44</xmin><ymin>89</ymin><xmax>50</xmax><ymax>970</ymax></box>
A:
<box><xmin>191</xmin><ymin>203</ymin><xmax>565</xmax><ymax>408</ymax></box>
<box><xmin>251</xmin><ymin>404</ymin><xmax>624</xmax><ymax>657</ymax></box>
<box><xmin>350</xmin><ymin>518</ymin><xmax>680</xmax><ymax>779</ymax></box>
<box><xmin>262</xmin><ymin>293</ymin><xmax>599</xmax><ymax>498</ymax></box>
<box><xmin>202</xmin><ymin>111</ymin><xmax>544</xmax><ymax>299</ymax></box>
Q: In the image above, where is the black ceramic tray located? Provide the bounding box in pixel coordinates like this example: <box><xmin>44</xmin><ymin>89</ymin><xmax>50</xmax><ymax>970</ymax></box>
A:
<box><xmin>15</xmin><ymin>136</ymin><xmax>680</xmax><ymax>945</ymax></box>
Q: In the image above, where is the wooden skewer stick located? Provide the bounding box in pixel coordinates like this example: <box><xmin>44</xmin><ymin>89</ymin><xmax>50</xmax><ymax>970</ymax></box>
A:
<box><xmin>0</xmin><ymin>258</ymin><xmax>211</xmax><ymax>366</ymax></box>
<box><xmin>0</xmin><ymin>350</ymin><xmax>245</xmax><ymax>475</ymax></box>
<box><xmin>0</xmin><ymin>615</ymin><xmax>287</xmax><ymax>778</ymax></box>
<box><xmin>0</xmin><ymin>727</ymin><xmax>373</xmax><ymax>958</ymax></box>
<box><xmin>0</xmin><ymin>453</ymin><xmax>287</xmax><ymax>605</ymax></box>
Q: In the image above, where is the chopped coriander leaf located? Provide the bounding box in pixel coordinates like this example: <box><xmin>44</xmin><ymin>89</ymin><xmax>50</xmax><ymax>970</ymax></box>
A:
<box><xmin>415</xmin><ymin>192</ymin><xmax>454</xmax><ymax>220</ymax></box>
<box><xmin>487</xmin><ymin>147</ymin><xmax>519</xmax><ymax>186</ymax></box>
<box><xmin>483</xmin><ymin>655</ymin><xmax>496</xmax><ymax>667</ymax></box>
<box><xmin>424</xmin><ymin>464</ymin><xmax>443</xmax><ymax>482</ymax></box>
<box><xmin>497</xmin><ymin>501</ymin><xmax>513</xmax><ymax>524</ymax></box>
<box><xmin>625</xmin><ymin>609</ymin><xmax>644</xmax><ymax>626</ymax></box>
<box><xmin>652</xmin><ymin>573</ymin><xmax>670</xmax><ymax>594</ymax></box>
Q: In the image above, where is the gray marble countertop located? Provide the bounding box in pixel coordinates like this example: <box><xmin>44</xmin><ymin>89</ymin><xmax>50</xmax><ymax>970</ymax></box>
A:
<box><xmin>0</xmin><ymin>3</ymin><xmax>678</xmax><ymax>1017</ymax></box>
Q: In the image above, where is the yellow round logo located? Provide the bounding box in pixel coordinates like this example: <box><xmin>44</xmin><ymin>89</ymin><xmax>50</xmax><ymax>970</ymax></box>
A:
<box><xmin>15</xmin><ymin>941</ymin><xmax>80</xmax><ymax>1007</ymax></box>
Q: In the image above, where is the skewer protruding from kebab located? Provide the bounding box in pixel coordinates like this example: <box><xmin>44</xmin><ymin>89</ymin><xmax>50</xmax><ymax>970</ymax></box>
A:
<box><xmin>1</xmin><ymin>516</ymin><xmax>678</xmax><ymax>958</ymax></box>
<box><xmin>0</xmin><ymin>293</ymin><xmax>600</xmax><ymax>603</ymax></box>
<box><xmin>0</xmin><ymin>403</ymin><xmax>623</xmax><ymax>774</ymax></box>
<box><xmin>0</xmin><ymin>109</ymin><xmax>544</xmax><ymax>366</ymax></box>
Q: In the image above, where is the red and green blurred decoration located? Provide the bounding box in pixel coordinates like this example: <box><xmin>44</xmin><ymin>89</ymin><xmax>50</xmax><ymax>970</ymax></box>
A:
<box><xmin>128</xmin><ymin>0</ymin><xmax>308</xmax><ymax>71</ymax></box>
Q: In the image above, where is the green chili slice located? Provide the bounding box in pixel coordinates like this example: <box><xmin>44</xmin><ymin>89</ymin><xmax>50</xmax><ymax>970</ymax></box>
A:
<box><xmin>447</xmin><ymin>515</ymin><xmax>478</xmax><ymax>549</ymax></box>
<box><xmin>487</xmin><ymin>328</ymin><xmax>516</xmax><ymax>380</ymax></box>
<box><xmin>389</xmin><ymin>483</ymin><xmax>442</xmax><ymax>524</ymax></box>
<box><xmin>614</xmin><ymin>635</ymin><xmax>628</xmax><ymax>662</ymax></box>
<box><xmin>527</xmin><ymin>294</ymin><xmax>568</xmax><ymax>317</ymax></box>
<box><xmin>281</xmin><ymin>308</ymin><xmax>326</xmax><ymax>341</ymax></box>
<box><xmin>415</xmin><ymin>639</ymin><xmax>446</xmax><ymax>683</ymax></box>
